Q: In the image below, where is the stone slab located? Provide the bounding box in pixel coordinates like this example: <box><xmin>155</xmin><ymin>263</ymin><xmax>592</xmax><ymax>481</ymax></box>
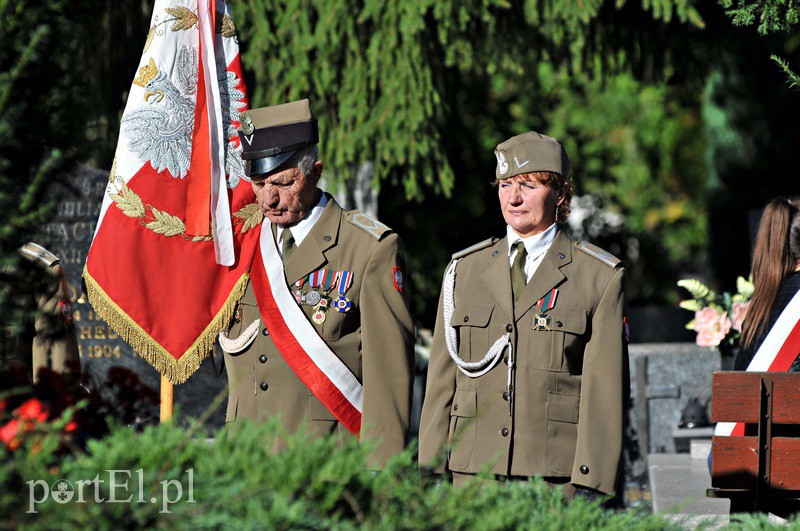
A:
<box><xmin>648</xmin><ymin>453</ymin><xmax>729</xmax><ymax>516</ymax></box>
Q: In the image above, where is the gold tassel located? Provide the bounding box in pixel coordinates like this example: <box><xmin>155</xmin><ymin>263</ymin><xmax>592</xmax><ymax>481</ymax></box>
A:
<box><xmin>83</xmin><ymin>265</ymin><xmax>249</xmax><ymax>384</ymax></box>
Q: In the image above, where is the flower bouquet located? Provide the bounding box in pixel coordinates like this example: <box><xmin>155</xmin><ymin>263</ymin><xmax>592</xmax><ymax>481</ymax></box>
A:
<box><xmin>677</xmin><ymin>276</ymin><xmax>754</xmax><ymax>347</ymax></box>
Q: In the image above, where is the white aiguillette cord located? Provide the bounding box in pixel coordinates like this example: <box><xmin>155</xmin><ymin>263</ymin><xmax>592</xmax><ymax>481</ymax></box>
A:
<box><xmin>443</xmin><ymin>259</ymin><xmax>514</xmax><ymax>414</ymax></box>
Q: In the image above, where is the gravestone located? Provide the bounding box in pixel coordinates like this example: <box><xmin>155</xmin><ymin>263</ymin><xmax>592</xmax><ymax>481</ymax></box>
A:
<box><xmin>40</xmin><ymin>164</ymin><xmax>227</xmax><ymax>429</ymax></box>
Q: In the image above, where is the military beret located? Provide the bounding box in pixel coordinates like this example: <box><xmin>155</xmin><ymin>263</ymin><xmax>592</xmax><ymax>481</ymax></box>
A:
<box><xmin>237</xmin><ymin>99</ymin><xmax>319</xmax><ymax>177</ymax></box>
<box><xmin>494</xmin><ymin>131</ymin><xmax>570</xmax><ymax>180</ymax></box>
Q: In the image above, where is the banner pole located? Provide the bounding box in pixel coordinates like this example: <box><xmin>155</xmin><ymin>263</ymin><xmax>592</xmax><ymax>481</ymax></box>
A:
<box><xmin>160</xmin><ymin>375</ymin><xmax>174</xmax><ymax>422</ymax></box>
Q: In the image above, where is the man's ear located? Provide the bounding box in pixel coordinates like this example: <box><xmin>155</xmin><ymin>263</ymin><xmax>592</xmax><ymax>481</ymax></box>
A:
<box><xmin>310</xmin><ymin>160</ymin><xmax>324</xmax><ymax>184</ymax></box>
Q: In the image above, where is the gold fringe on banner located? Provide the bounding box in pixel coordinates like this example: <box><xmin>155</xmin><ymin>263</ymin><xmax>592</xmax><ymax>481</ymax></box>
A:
<box><xmin>82</xmin><ymin>265</ymin><xmax>249</xmax><ymax>384</ymax></box>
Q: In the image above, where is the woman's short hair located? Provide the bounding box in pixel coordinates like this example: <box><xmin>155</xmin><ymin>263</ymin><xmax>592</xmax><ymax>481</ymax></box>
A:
<box><xmin>491</xmin><ymin>171</ymin><xmax>574</xmax><ymax>222</ymax></box>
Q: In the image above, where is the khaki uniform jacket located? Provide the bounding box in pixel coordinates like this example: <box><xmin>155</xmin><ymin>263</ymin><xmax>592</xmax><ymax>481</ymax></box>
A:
<box><xmin>1</xmin><ymin>243</ymin><xmax>80</xmax><ymax>382</ymax></box>
<box><xmin>222</xmin><ymin>196</ymin><xmax>415</xmax><ymax>465</ymax></box>
<box><xmin>419</xmin><ymin>231</ymin><xmax>628</xmax><ymax>495</ymax></box>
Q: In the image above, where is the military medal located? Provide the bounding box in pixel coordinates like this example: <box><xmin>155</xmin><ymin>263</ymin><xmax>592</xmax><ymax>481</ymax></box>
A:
<box><xmin>317</xmin><ymin>269</ymin><xmax>338</xmax><ymax>310</ymax></box>
<box><xmin>306</xmin><ymin>270</ymin><xmax>324</xmax><ymax>306</ymax></box>
<box><xmin>312</xmin><ymin>309</ymin><xmax>327</xmax><ymax>324</ymax></box>
<box><xmin>293</xmin><ymin>278</ymin><xmax>306</xmax><ymax>304</ymax></box>
<box><xmin>531</xmin><ymin>288</ymin><xmax>558</xmax><ymax>331</ymax></box>
<box><xmin>305</xmin><ymin>290</ymin><xmax>321</xmax><ymax>306</ymax></box>
<box><xmin>334</xmin><ymin>270</ymin><xmax>353</xmax><ymax>313</ymax></box>
<box><xmin>532</xmin><ymin>313</ymin><xmax>551</xmax><ymax>331</ymax></box>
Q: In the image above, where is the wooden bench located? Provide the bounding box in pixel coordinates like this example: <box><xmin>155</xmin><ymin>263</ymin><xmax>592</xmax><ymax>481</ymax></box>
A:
<box><xmin>707</xmin><ymin>371</ymin><xmax>800</xmax><ymax>514</ymax></box>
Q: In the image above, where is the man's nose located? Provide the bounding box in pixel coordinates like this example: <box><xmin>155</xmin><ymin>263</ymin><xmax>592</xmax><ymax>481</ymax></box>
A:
<box><xmin>260</xmin><ymin>188</ymin><xmax>280</xmax><ymax>208</ymax></box>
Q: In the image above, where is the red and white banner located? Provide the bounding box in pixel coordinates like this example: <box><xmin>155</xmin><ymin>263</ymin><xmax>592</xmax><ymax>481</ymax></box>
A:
<box><xmin>715</xmin><ymin>289</ymin><xmax>800</xmax><ymax>436</ymax></box>
<box><xmin>84</xmin><ymin>0</ymin><xmax>261</xmax><ymax>383</ymax></box>
<box><xmin>249</xmin><ymin>221</ymin><xmax>363</xmax><ymax>436</ymax></box>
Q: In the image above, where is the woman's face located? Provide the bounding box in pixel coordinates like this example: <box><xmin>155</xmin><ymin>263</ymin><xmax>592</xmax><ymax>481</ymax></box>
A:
<box><xmin>498</xmin><ymin>174</ymin><xmax>564</xmax><ymax>237</ymax></box>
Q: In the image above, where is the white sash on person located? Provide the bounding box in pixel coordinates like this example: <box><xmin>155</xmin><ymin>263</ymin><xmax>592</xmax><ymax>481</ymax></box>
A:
<box><xmin>715</xmin><ymin>289</ymin><xmax>800</xmax><ymax>437</ymax></box>
<box><xmin>248</xmin><ymin>221</ymin><xmax>363</xmax><ymax>436</ymax></box>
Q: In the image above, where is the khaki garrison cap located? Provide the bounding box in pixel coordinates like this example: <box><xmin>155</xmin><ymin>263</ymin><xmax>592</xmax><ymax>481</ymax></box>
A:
<box><xmin>237</xmin><ymin>99</ymin><xmax>319</xmax><ymax>177</ymax></box>
<box><xmin>494</xmin><ymin>131</ymin><xmax>570</xmax><ymax>180</ymax></box>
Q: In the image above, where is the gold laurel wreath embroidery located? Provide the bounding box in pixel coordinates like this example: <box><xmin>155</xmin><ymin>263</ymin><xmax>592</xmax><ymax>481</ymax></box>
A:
<box><xmin>108</xmin><ymin>168</ymin><xmax>260</xmax><ymax>242</ymax></box>
<box><xmin>165</xmin><ymin>7</ymin><xmax>198</xmax><ymax>31</ymax></box>
<box><xmin>148</xmin><ymin>8</ymin><xmax>236</xmax><ymax>41</ymax></box>
<box><xmin>218</xmin><ymin>14</ymin><xmax>236</xmax><ymax>38</ymax></box>
<box><xmin>233</xmin><ymin>203</ymin><xmax>263</xmax><ymax>233</ymax></box>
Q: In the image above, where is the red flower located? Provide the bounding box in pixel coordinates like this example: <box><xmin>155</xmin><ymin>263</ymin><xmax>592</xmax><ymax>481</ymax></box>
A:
<box><xmin>0</xmin><ymin>399</ymin><xmax>6</xmax><ymax>412</ymax></box>
<box><xmin>64</xmin><ymin>421</ymin><xmax>78</xmax><ymax>433</ymax></box>
<box><xmin>0</xmin><ymin>419</ymin><xmax>21</xmax><ymax>451</ymax></box>
<box><xmin>15</xmin><ymin>399</ymin><xmax>48</xmax><ymax>422</ymax></box>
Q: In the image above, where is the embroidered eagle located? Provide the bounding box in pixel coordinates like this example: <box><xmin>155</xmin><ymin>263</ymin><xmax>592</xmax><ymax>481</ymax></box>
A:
<box><xmin>122</xmin><ymin>46</ymin><xmax>198</xmax><ymax>179</ymax></box>
<box><xmin>217</xmin><ymin>58</ymin><xmax>247</xmax><ymax>188</ymax></box>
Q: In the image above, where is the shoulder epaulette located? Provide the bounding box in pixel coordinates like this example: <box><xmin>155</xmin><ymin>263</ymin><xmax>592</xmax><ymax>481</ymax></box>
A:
<box><xmin>18</xmin><ymin>242</ymin><xmax>60</xmax><ymax>268</ymax></box>
<box><xmin>452</xmin><ymin>238</ymin><xmax>499</xmax><ymax>260</ymax></box>
<box><xmin>347</xmin><ymin>211</ymin><xmax>392</xmax><ymax>241</ymax></box>
<box><xmin>575</xmin><ymin>241</ymin><xmax>621</xmax><ymax>268</ymax></box>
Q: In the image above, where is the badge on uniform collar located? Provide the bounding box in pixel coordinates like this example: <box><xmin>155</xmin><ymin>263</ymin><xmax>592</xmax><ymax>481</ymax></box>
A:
<box><xmin>532</xmin><ymin>312</ymin><xmax>551</xmax><ymax>331</ymax></box>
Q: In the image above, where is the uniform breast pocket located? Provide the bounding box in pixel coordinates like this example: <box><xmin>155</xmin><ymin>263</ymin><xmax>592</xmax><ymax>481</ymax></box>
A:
<box><xmin>318</xmin><ymin>304</ymin><xmax>355</xmax><ymax>342</ymax></box>
<box><xmin>540</xmin><ymin>308</ymin><xmax>587</xmax><ymax>373</ymax></box>
<box><xmin>450</xmin><ymin>304</ymin><xmax>494</xmax><ymax>362</ymax></box>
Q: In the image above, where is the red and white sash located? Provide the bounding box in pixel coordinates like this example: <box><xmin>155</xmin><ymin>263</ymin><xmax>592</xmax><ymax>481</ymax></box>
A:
<box><xmin>249</xmin><ymin>221</ymin><xmax>363</xmax><ymax>436</ymax></box>
<box><xmin>715</xmin><ymin>289</ymin><xmax>800</xmax><ymax>437</ymax></box>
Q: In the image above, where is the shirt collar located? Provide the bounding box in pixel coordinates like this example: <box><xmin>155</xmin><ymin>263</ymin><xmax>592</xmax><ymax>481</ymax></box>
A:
<box><xmin>506</xmin><ymin>223</ymin><xmax>558</xmax><ymax>258</ymax></box>
<box><xmin>277</xmin><ymin>190</ymin><xmax>328</xmax><ymax>246</ymax></box>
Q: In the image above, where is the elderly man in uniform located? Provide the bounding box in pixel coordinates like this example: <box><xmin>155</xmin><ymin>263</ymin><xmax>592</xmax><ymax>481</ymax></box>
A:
<box><xmin>219</xmin><ymin>99</ymin><xmax>415</xmax><ymax>465</ymax></box>
<box><xmin>419</xmin><ymin>131</ymin><xmax>628</xmax><ymax>499</ymax></box>
<box><xmin>1</xmin><ymin>243</ymin><xmax>80</xmax><ymax>383</ymax></box>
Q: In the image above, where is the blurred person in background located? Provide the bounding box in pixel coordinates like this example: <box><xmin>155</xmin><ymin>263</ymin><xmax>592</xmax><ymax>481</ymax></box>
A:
<box><xmin>735</xmin><ymin>197</ymin><xmax>800</xmax><ymax>371</ymax></box>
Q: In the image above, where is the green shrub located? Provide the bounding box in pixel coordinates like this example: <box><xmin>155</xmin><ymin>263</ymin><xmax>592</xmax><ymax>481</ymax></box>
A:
<box><xmin>2</xmin><ymin>415</ymin><xmax>799</xmax><ymax>529</ymax></box>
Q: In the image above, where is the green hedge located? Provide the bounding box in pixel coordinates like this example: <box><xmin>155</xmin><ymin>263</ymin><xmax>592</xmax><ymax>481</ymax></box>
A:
<box><xmin>1</xmin><ymin>415</ymin><xmax>798</xmax><ymax>529</ymax></box>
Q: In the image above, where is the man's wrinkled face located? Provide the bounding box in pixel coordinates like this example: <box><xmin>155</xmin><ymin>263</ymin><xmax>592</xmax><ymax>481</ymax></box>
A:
<box><xmin>251</xmin><ymin>161</ymin><xmax>323</xmax><ymax>226</ymax></box>
<box><xmin>498</xmin><ymin>173</ymin><xmax>564</xmax><ymax>238</ymax></box>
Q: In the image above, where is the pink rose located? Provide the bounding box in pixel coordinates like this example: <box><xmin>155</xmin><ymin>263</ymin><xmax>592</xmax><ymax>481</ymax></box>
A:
<box><xmin>731</xmin><ymin>301</ymin><xmax>749</xmax><ymax>333</ymax></box>
<box><xmin>693</xmin><ymin>307</ymin><xmax>732</xmax><ymax>347</ymax></box>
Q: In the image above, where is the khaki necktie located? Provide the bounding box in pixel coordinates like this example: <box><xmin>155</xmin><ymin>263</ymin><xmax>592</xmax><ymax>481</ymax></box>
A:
<box><xmin>511</xmin><ymin>241</ymin><xmax>527</xmax><ymax>303</ymax></box>
<box><xmin>281</xmin><ymin>228</ymin><xmax>296</xmax><ymax>262</ymax></box>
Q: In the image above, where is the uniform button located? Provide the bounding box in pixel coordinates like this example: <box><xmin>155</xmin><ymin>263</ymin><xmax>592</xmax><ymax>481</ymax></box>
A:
<box><xmin>453</xmin><ymin>404</ymin><xmax>459</xmax><ymax>411</ymax></box>
<box><xmin>259</xmin><ymin>355</ymin><xmax>267</xmax><ymax>363</ymax></box>
<box><xmin>580</xmin><ymin>465</ymin><xmax>589</xmax><ymax>475</ymax></box>
<box><xmin>504</xmin><ymin>356</ymin><xmax>509</xmax><ymax>365</ymax></box>
<box><xmin>259</xmin><ymin>382</ymin><xmax>268</xmax><ymax>391</ymax></box>
<box><xmin>501</xmin><ymin>428</ymin><xmax>509</xmax><ymax>437</ymax></box>
<box><xmin>558</xmin><ymin>253</ymin><xmax>565</xmax><ymax>259</ymax></box>
<box><xmin>502</xmin><ymin>391</ymin><xmax>510</xmax><ymax>401</ymax></box>
<box><xmin>463</xmin><ymin>316</ymin><xmax>469</xmax><ymax>322</ymax></box>
<box><xmin>262</xmin><ymin>328</ymin><xmax>269</xmax><ymax>336</ymax></box>
<box><xmin>506</xmin><ymin>324</ymin><xmax>513</xmax><ymax>333</ymax></box>
<box><xmin>492</xmin><ymin>251</ymin><xmax>499</xmax><ymax>257</ymax></box>
<box><xmin>555</xmin><ymin>321</ymin><xmax>563</xmax><ymax>327</ymax></box>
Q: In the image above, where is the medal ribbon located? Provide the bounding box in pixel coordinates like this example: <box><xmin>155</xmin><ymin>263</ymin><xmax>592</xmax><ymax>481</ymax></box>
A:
<box><xmin>338</xmin><ymin>271</ymin><xmax>353</xmax><ymax>295</ymax></box>
<box><xmin>309</xmin><ymin>270</ymin><xmax>323</xmax><ymax>289</ymax></box>
<box><xmin>537</xmin><ymin>288</ymin><xmax>558</xmax><ymax>311</ymax></box>
<box><xmin>321</xmin><ymin>269</ymin><xmax>339</xmax><ymax>292</ymax></box>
